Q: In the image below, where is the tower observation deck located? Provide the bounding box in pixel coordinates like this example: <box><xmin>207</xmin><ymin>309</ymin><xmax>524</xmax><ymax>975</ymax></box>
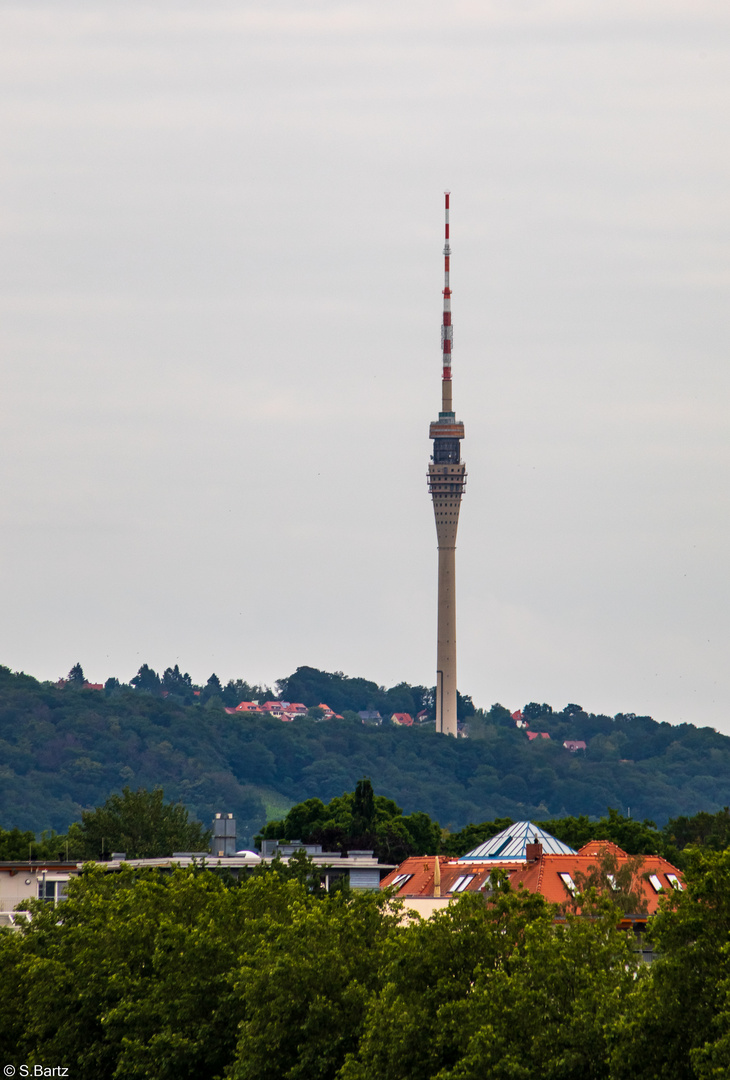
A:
<box><xmin>428</xmin><ymin>191</ymin><xmax>466</xmax><ymax>737</ymax></box>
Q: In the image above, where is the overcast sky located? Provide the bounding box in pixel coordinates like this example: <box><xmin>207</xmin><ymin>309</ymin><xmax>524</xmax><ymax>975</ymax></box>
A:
<box><xmin>1</xmin><ymin>1</ymin><xmax>729</xmax><ymax>731</ymax></box>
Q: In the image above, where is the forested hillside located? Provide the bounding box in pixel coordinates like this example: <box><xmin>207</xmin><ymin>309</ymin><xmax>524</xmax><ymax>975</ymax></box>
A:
<box><xmin>1</xmin><ymin>663</ymin><xmax>729</xmax><ymax>843</ymax></box>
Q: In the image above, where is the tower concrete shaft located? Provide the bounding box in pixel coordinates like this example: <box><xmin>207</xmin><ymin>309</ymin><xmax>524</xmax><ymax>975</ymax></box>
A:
<box><xmin>428</xmin><ymin>191</ymin><xmax>466</xmax><ymax>737</ymax></box>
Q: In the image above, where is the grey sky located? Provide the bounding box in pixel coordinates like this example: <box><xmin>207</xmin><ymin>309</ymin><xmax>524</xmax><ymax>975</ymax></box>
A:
<box><xmin>1</xmin><ymin>1</ymin><xmax>728</xmax><ymax>730</ymax></box>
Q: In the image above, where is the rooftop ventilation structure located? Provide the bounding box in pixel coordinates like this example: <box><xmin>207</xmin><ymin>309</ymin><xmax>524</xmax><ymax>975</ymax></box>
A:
<box><xmin>212</xmin><ymin>813</ymin><xmax>237</xmax><ymax>857</ymax></box>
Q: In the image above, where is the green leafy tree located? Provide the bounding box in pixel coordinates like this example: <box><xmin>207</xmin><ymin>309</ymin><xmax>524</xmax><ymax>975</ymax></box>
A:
<box><xmin>201</xmin><ymin>673</ymin><xmax>223</xmax><ymax>705</ymax></box>
<box><xmin>221</xmin><ymin>678</ymin><xmax>267</xmax><ymax>708</ymax></box>
<box><xmin>3</xmin><ymin>864</ymin><xmax>318</xmax><ymax>1079</ymax></box>
<box><xmin>341</xmin><ymin>886</ymin><xmax>550</xmax><ymax>1080</ymax></box>
<box><xmin>258</xmin><ymin>784</ymin><xmax>441</xmax><ymax>862</ymax></box>
<box><xmin>73</xmin><ymin>787</ymin><xmax>210</xmax><ymax>859</ymax></box>
<box><xmin>523</xmin><ymin>701</ymin><xmax>553</xmax><ymax>721</ymax></box>
<box><xmin>0</xmin><ymin>926</ymin><xmax>26</xmax><ymax>1062</ymax></box>
<box><xmin>343</xmin><ymin>886</ymin><xmax>638</xmax><ymax>1080</ymax></box>
<box><xmin>352</xmin><ymin>778</ymin><xmax>376</xmax><ymax>835</ymax></box>
<box><xmin>228</xmin><ymin>888</ymin><xmax>397</xmax><ymax>1080</ymax></box>
<box><xmin>612</xmin><ymin>847</ymin><xmax>730</xmax><ymax>1080</ymax></box>
<box><xmin>570</xmin><ymin>846</ymin><xmax>649</xmax><ymax>916</ymax></box>
<box><xmin>438</xmin><ymin>898</ymin><xmax>639</xmax><ymax>1080</ymax></box>
<box><xmin>456</xmin><ymin>690</ymin><xmax>475</xmax><ymax>720</ymax></box>
<box><xmin>487</xmin><ymin>703</ymin><xmax>514</xmax><ymax>725</ymax></box>
<box><xmin>67</xmin><ymin>662</ymin><xmax>85</xmax><ymax>685</ymax></box>
<box><xmin>161</xmin><ymin>664</ymin><xmax>193</xmax><ymax>697</ymax></box>
<box><xmin>537</xmin><ymin>808</ymin><xmax>664</xmax><ymax>856</ymax></box>
<box><xmin>131</xmin><ymin>663</ymin><xmax>162</xmax><ymax>694</ymax></box>
<box><xmin>663</xmin><ymin>807</ymin><xmax>730</xmax><ymax>856</ymax></box>
<box><xmin>0</xmin><ymin>826</ymin><xmax>70</xmax><ymax>861</ymax></box>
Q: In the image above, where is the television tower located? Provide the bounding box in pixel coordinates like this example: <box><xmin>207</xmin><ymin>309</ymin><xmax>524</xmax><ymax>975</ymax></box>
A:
<box><xmin>428</xmin><ymin>191</ymin><xmax>466</xmax><ymax>737</ymax></box>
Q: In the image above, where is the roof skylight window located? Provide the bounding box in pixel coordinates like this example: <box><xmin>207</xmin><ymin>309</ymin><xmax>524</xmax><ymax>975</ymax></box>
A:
<box><xmin>449</xmin><ymin>874</ymin><xmax>475</xmax><ymax>893</ymax></box>
<box><xmin>666</xmin><ymin>874</ymin><xmax>683</xmax><ymax>891</ymax></box>
<box><xmin>389</xmin><ymin>873</ymin><xmax>413</xmax><ymax>888</ymax></box>
<box><xmin>559</xmin><ymin>872</ymin><xmax>576</xmax><ymax>896</ymax></box>
<box><xmin>491</xmin><ymin>836</ymin><xmax>514</xmax><ymax>858</ymax></box>
<box><xmin>648</xmin><ymin>874</ymin><xmax>664</xmax><ymax>893</ymax></box>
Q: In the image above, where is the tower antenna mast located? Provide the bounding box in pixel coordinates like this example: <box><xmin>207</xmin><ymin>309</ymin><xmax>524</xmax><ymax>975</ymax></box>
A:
<box><xmin>427</xmin><ymin>191</ymin><xmax>467</xmax><ymax>736</ymax></box>
<box><xmin>442</xmin><ymin>189</ymin><xmax>453</xmax><ymax>412</ymax></box>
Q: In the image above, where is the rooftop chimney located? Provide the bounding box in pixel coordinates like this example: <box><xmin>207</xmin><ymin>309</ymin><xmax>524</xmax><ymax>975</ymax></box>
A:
<box><xmin>525</xmin><ymin>842</ymin><xmax>543</xmax><ymax>863</ymax></box>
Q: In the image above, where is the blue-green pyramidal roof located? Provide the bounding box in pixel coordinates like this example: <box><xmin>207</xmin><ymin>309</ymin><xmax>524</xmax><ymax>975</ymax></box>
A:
<box><xmin>459</xmin><ymin>820</ymin><xmax>577</xmax><ymax>861</ymax></box>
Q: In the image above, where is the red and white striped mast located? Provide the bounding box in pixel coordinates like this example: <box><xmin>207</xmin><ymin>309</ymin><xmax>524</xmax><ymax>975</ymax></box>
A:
<box><xmin>441</xmin><ymin>190</ymin><xmax>453</xmax><ymax>414</ymax></box>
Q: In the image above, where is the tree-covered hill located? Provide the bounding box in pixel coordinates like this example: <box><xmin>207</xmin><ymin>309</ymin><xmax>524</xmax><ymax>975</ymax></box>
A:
<box><xmin>1</xmin><ymin>663</ymin><xmax>730</xmax><ymax>842</ymax></box>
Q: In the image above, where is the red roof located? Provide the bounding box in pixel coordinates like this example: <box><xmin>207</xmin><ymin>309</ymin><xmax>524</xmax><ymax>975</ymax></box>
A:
<box><xmin>235</xmin><ymin>702</ymin><xmax>259</xmax><ymax>711</ymax></box>
<box><xmin>381</xmin><ymin>843</ymin><xmax>684</xmax><ymax>920</ymax></box>
<box><xmin>392</xmin><ymin>713</ymin><xmax>414</xmax><ymax>726</ymax></box>
<box><xmin>527</xmin><ymin>731</ymin><xmax>550</xmax><ymax>741</ymax></box>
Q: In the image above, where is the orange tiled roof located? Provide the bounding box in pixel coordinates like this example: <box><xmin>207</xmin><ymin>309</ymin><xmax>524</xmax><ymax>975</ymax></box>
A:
<box><xmin>381</xmin><ymin>843</ymin><xmax>684</xmax><ymax>918</ymax></box>
<box><xmin>577</xmin><ymin>840</ymin><xmax>626</xmax><ymax>857</ymax></box>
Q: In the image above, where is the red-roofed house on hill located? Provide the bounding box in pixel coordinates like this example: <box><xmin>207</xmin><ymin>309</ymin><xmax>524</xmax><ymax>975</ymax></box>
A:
<box><xmin>381</xmin><ymin>821</ymin><xmax>683</xmax><ymax>950</ymax></box>
<box><xmin>56</xmin><ymin>680</ymin><xmax>104</xmax><ymax>691</ymax></box>
<box><xmin>391</xmin><ymin>713</ymin><xmax>414</xmax><ymax>727</ymax></box>
<box><xmin>260</xmin><ymin>701</ymin><xmax>284</xmax><ymax>717</ymax></box>
<box><xmin>526</xmin><ymin>731</ymin><xmax>550</xmax><ymax>741</ymax></box>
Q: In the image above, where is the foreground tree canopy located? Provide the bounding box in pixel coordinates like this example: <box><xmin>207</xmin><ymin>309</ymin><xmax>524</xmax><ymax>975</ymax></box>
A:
<box><xmin>2</xmin><ymin>851</ymin><xmax>730</xmax><ymax>1079</ymax></box>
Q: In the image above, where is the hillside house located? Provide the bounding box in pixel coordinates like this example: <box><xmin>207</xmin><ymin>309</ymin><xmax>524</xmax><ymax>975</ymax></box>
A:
<box><xmin>391</xmin><ymin>713</ymin><xmax>414</xmax><ymax>727</ymax></box>
<box><xmin>359</xmin><ymin>711</ymin><xmax>382</xmax><ymax>725</ymax></box>
<box><xmin>260</xmin><ymin>701</ymin><xmax>284</xmax><ymax>717</ymax></box>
